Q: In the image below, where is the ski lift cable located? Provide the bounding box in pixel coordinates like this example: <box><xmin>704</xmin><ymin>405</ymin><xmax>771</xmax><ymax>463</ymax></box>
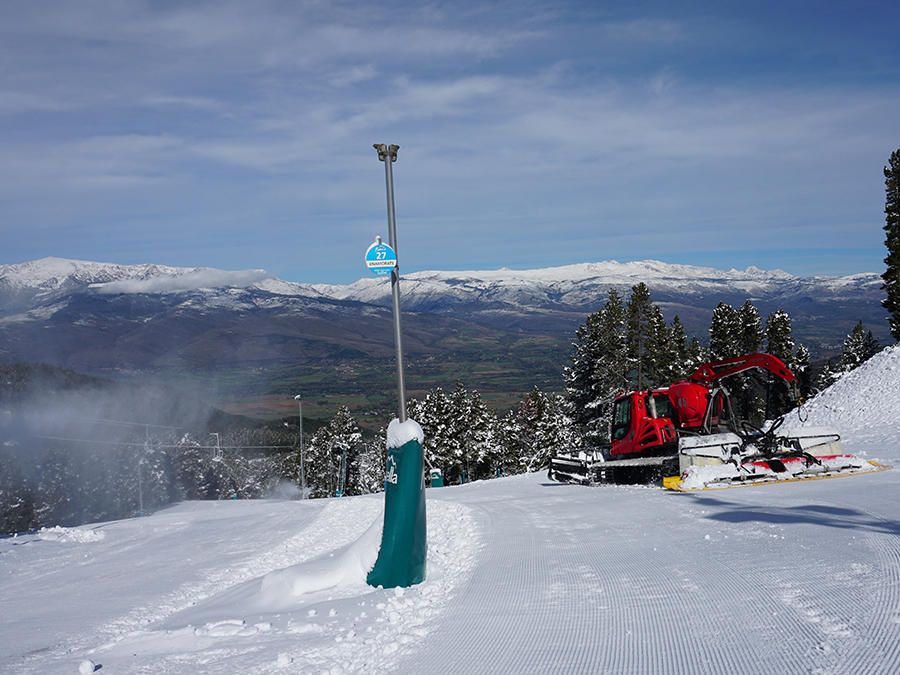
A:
<box><xmin>79</xmin><ymin>417</ymin><xmax>182</xmax><ymax>430</ymax></box>
<box><xmin>34</xmin><ymin>435</ymin><xmax>295</xmax><ymax>450</ymax></box>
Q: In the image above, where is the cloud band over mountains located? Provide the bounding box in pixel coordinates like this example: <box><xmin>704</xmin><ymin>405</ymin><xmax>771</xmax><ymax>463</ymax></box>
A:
<box><xmin>92</xmin><ymin>269</ymin><xmax>269</xmax><ymax>294</ymax></box>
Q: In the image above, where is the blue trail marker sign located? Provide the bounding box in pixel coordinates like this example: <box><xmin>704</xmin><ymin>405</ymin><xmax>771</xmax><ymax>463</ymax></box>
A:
<box><xmin>365</xmin><ymin>236</ymin><xmax>397</xmax><ymax>277</ymax></box>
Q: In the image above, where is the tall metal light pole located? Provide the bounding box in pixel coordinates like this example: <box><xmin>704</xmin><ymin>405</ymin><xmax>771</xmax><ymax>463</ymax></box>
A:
<box><xmin>294</xmin><ymin>394</ymin><xmax>307</xmax><ymax>498</ymax></box>
<box><xmin>373</xmin><ymin>143</ymin><xmax>407</xmax><ymax>422</ymax></box>
<box><xmin>367</xmin><ymin>142</ymin><xmax>426</xmax><ymax>590</ymax></box>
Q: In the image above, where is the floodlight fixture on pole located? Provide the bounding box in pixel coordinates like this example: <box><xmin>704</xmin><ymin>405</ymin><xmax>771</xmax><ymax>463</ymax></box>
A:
<box><xmin>373</xmin><ymin>143</ymin><xmax>407</xmax><ymax>422</ymax></box>
<box><xmin>294</xmin><ymin>394</ymin><xmax>307</xmax><ymax>499</ymax></box>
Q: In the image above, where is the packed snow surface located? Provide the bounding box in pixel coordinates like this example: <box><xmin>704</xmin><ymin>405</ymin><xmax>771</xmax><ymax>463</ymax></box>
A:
<box><xmin>1</xmin><ymin>347</ymin><xmax>898</xmax><ymax>674</ymax></box>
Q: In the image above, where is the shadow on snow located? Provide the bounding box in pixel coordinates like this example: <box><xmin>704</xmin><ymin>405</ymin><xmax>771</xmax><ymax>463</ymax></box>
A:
<box><xmin>686</xmin><ymin>494</ymin><xmax>900</xmax><ymax>536</ymax></box>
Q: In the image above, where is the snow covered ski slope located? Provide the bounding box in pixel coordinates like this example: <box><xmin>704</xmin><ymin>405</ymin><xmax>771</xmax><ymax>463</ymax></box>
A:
<box><xmin>1</xmin><ymin>348</ymin><xmax>897</xmax><ymax>674</ymax></box>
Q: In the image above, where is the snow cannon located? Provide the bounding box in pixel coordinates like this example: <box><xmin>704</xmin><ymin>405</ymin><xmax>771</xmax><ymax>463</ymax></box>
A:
<box><xmin>367</xmin><ymin>418</ymin><xmax>427</xmax><ymax>589</ymax></box>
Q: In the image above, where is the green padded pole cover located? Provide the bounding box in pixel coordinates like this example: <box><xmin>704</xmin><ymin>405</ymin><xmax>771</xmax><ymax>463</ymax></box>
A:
<box><xmin>367</xmin><ymin>431</ymin><xmax>427</xmax><ymax>588</ymax></box>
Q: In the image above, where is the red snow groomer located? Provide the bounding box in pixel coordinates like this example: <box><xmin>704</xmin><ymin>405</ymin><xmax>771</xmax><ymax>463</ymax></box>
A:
<box><xmin>549</xmin><ymin>353</ymin><xmax>883</xmax><ymax>490</ymax></box>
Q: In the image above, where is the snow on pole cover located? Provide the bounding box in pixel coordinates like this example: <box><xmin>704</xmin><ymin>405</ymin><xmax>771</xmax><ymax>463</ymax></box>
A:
<box><xmin>387</xmin><ymin>417</ymin><xmax>425</xmax><ymax>449</ymax></box>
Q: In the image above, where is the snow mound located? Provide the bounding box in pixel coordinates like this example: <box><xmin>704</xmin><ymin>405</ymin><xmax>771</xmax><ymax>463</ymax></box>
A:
<box><xmin>256</xmin><ymin>500</ymin><xmax>480</xmax><ymax>674</ymax></box>
<box><xmin>680</xmin><ymin>464</ymin><xmax>744</xmax><ymax>490</ymax></box>
<box><xmin>38</xmin><ymin>526</ymin><xmax>106</xmax><ymax>543</ymax></box>
<box><xmin>387</xmin><ymin>418</ymin><xmax>424</xmax><ymax>449</ymax></box>
<box><xmin>783</xmin><ymin>344</ymin><xmax>900</xmax><ymax>458</ymax></box>
<box><xmin>258</xmin><ymin>514</ymin><xmax>383</xmax><ymax>605</ymax></box>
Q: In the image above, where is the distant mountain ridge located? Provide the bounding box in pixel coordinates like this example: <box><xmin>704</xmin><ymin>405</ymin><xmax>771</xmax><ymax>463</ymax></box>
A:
<box><xmin>0</xmin><ymin>256</ymin><xmax>890</xmax><ymax>415</ymax></box>
<box><xmin>1</xmin><ymin>256</ymin><xmax>882</xmax><ymax>313</ymax></box>
<box><xmin>312</xmin><ymin>260</ymin><xmax>879</xmax><ymax>313</ymax></box>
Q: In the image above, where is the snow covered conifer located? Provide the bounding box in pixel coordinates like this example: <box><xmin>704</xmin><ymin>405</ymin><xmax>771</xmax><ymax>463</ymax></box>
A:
<box><xmin>709</xmin><ymin>303</ymin><xmax>741</xmax><ymax>360</ymax></box>
<box><xmin>494</xmin><ymin>410</ymin><xmax>526</xmax><ymax>476</ymax></box>
<box><xmin>172</xmin><ymin>437</ymin><xmax>221</xmax><ymax>500</ymax></box>
<box><xmin>794</xmin><ymin>344</ymin><xmax>813</xmax><ymax>399</ymax></box>
<box><xmin>862</xmin><ymin>328</ymin><xmax>882</xmax><ymax>362</ymax></box>
<box><xmin>685</xmin><ymin>336</ymin><xmax>705</xmax><ymax>371</ymax></box>
<box><xmin>34</xmin><ymin>448</ymin><xmax>76</xmax><ymax>526</ymax></box>
<box><xmin>738</xmin><ymin>300</ymin><xmax>763</xmax><ymax>354</ymax></box>
<box><xmin>839</xmin><ymin>321</ymin><xmax>881</xmax><ymax>374</ymax></box>
<box><xmin>765</xmin><ymin>309</ymin><xmax>795</xmax><ymax>416</ymax></box>
<box><xmin>328</xmin><ymin>406</ymin><xmax>363</xmax><ymax>496</ymax></box>
<box><xmin>765</xmin><ymin>309</ymin><xmax>795</xmax><ymax>365</ymax></box>
<box><xmin>356</xmin><ymin>436</ymin><xmax>386</xmax><ymax>495</ymax></box>
<box><xmin>882</xmin><ymin>149</ymin><xmax>900</xmax><ymax>341</ymax></box>
<box><xmin>409</xmin><ymin>388</ymin><xmax>458</xmax><ymax>482</ymax></box>
<box><xmin>565</xmin><ymin>289</ymin><xmax>626</xmax><ymax>447</ymax></box>
<box><xmin>448</xmin><ymin>383</ymin><xmax>474</xmax><ymax>480</ymax></box>
<box><xmin>625</xmin><ymin>283</ymin><xmax>654</xmax><ymax>389</ymax></box>
<box><xmin>729</xmin><ymin>300</ymin><xmax>764</xmax><ymax>420</ymax></box>
<box><xmin>0</xmin><ymin>455</ymin><xmax>36</xmax><ymax>533</ymax></box>
<box><xmin>815</xmin><ymin>358</ymin><xmax>839</xmax><ymax>392</ymax></box>
<box><xmin>306</xmin><ymin>406</ymin><xmax>362</xmax><ymax>497</ymax></box>
<box><xmin>668</xmin><ymin>315</ymin><xmax>690</xmax><ymax>377</ymax></box>
<box><xmin>461</xmin><ymin>387</ymin><xmax>500</xmax><ymax>480</ymax></box>
<box><xmin>511</xmin><ymin>388</ymin><xmax>574</xmax><ymax>472</ymax></box>
<box><xmin>646</xmin><ymin>305</ymin><xmax>676</xmax><ymax>386</ymax></box>
<box><xmin>840</xmin><ymin>321</ymin><xmax>868</xmax><ymax>373</ymax></box>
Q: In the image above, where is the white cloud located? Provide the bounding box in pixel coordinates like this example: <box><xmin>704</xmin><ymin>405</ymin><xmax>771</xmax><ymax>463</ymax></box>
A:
<box><xmin>92</xmin><ymin>269</ymin><xmax>269</xmax><ymax>294</ymax></box>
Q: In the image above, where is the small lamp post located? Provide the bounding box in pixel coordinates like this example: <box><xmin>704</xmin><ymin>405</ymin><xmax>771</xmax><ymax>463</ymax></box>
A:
<box><xmin>294</xmin><ymin>394</ymin><xmax>307</xmax><ymax>498</ymax></box>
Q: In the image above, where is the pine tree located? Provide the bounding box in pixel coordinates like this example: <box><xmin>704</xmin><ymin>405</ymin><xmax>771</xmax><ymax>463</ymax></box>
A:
<box><xmin>838</xmin><ymin>321</ymin><xmax>881</xmax><ymax>375</ymax></box>
<box><xmin>815</xmin><ymin>357</ymin><xmax>839</xmax><ymax>392</ymax></box>
<box><xmin>862</xmin><ymin>329</ymin><xmax>882</xmax><ymax>361</ymax></box>
<box><xmin>685</xmin><ymin>337</ymin><xmax>705</xmax><ymax>372</ymax></box>
<box><xmin>306</xmin><ymin>424</ymin><xmax>337</xmax><ymax>498</ymax></box>
<box><xmin>34</xmin><ymin>448</ymin><xmax>75</xmax><ymax>526</ymax></box>
<box><xmin>328</xmin><ymin>407</ymin><xmax>362</xmax><ymax>496</ymax></box>
<box><xmin>839</xmin><ymin>321</ymin><xmax>869</xmax><ymax>373</ymax></box>
<box><xmin>668</xmin><ymin>315</ymin><xmax>690</xmax><ymax>378</ymax></box>
<box><xmin>356</xmin><ymin>437</ymin><xmax>386</xmax><ymax>495</ymax></box>
<box><xmin>738</xmin><ymin>300</ymin><xmax>763</xmax><ymax>354</ymax></box>
<box><xmin>625</xmin><ymin>283</ymin><xmax>654</xmax><ymax>389</ymax></box>
<box><xmin>794</xmin><ymin>344</ymin><xmax>813</xmax><ymax>399</ymax></box>
<box><xmin>564</xmin><ymin>289</ymin><xmax>626</xmax><ymax>447</ymax></box>
<box><xmin>495</xmin><ymin>410</ymin><xmax>526</xmax><ymax>476</ymax></box>
<box><xmin>882</xmin><ymin>149</ymin><xmax>900</xmax><ymax>341</ymax></box>
<box><xmin>448</xmin><ymin>383</ymin><xmax>474</xmax><ymax>481</ymax></box>
<box><xmin>709</xmin><ymin>303</ymin><xmax>741</xmax><ymax>360</ymax></box>
<box><xmin>305</xmin><ymin>407</ymin><xmax>362</xmax><ymax>498</ymax></box>
<box><xmin>733</xmin><ymin>300</ymin><xmax>764</xmax><ymax>420</ymax></box>
<box><xmin>646</xmin><ymin>305</ymin><xmax>677</xmax><ymax>386</ymax></box>
<box><xmin>510</xmin><ymin>388</ymin><xmax>575</xmax><ymax>472</ymax></box>
<box><xmin>0</xmin><ymin>452</ymin><xmax>37</xmax><ymax>533</ymax></box>
<box><xmin>409</xmin><ymin>388</ymin><xmax>456</xmax><ymax>481</ymax></box>
<box><xmin>464</xmin><ymin>388</ymin><xmax>500</xmax><ymax>480</ymax></box>
<box><xmin>765</xmin><ymin>309</ymin><xmax>796</xmax><ymax>417</ymax></box>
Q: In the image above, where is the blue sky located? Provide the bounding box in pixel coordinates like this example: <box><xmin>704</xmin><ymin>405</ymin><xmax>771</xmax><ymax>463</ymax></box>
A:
<box><xmin>1</xmin><ymin>1</ymin><xmax>898</xmax><ymax>283</ymax></box>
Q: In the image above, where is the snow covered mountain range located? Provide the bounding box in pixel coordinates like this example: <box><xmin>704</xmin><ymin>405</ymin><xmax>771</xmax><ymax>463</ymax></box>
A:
<box><xmin>0</xmin><ymin>256</ymin><xmax>889</xmax><ymax>390</ymax></box>
<box><xmin>0</xmin><ymin>256</ymin><xmax>884</xmax><ymax>321</ymax></box>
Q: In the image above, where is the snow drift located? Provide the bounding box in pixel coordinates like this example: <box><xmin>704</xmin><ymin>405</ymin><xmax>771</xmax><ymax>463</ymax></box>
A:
<box><xmin>784</xmin><ymin>343</ymin><xmax>900</xmax><ymax>455</ymax></box>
